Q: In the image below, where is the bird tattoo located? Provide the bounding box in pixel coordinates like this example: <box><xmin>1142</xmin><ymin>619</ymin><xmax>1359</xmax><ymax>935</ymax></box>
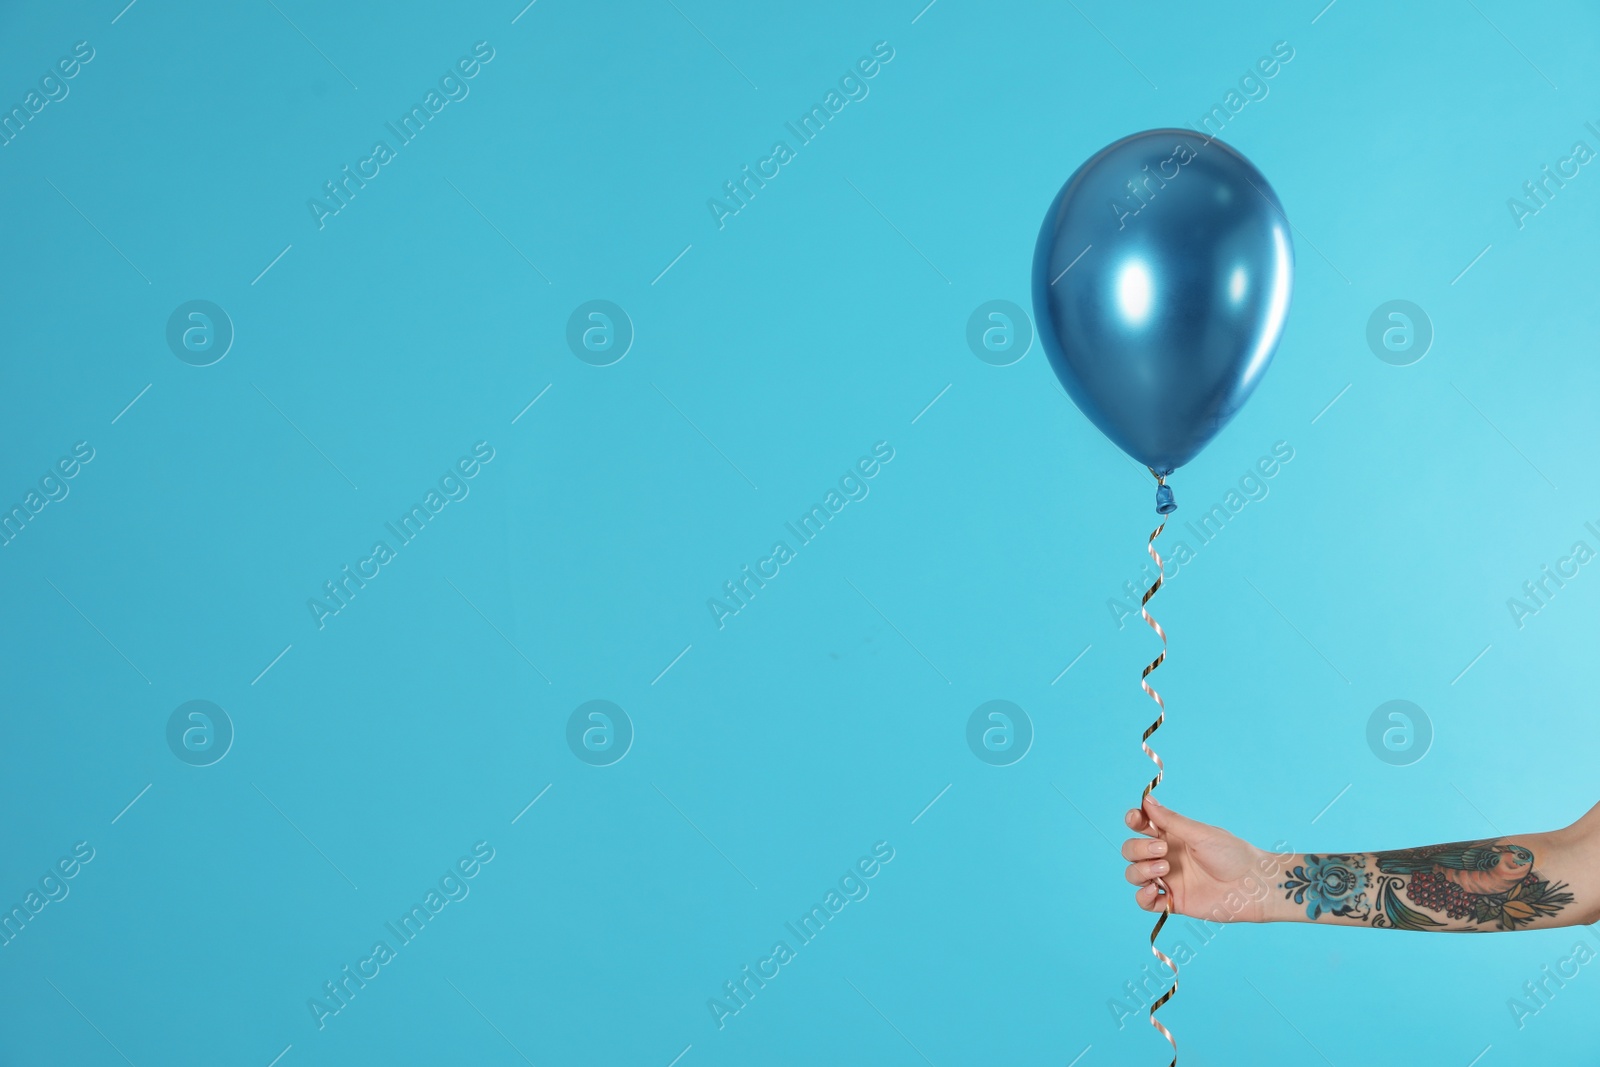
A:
<box><xmin>1279</xmin><ymin>838</ymin><xmax>1574</xmax><ymax>931</ymax></box>
<box><xmin>1377</xmin><ymin>843</ymin><xmax>1534</xmax><ymax>896</ymax></box>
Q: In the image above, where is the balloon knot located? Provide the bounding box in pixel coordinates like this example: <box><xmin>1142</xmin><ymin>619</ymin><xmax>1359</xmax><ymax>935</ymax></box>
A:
<box><xmin>1155</xmin><ymin>483</ymin><xmax>1177</xmax><ymax>515</ymax></box>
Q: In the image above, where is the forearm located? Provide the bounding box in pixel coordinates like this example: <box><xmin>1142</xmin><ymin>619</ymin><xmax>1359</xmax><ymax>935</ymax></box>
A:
<box><xmin>1258</xmin><ymin>815</ymin><xmax>1600</xmax><ymax>931</ymax></box>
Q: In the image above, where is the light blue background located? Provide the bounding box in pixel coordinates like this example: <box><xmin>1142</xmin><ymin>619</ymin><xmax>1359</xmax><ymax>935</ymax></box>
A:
<box><xmin>3</xmin><ymin>1</ymin><xmax>1599</xmax><ymax>1064</ymax></box>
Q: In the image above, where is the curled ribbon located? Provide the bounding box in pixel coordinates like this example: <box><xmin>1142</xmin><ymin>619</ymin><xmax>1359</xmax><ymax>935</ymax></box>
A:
<box><xmin>1139</xmin><ymin>481</ymin><xmax>1178</xmax><ymax>1066</ymax></box>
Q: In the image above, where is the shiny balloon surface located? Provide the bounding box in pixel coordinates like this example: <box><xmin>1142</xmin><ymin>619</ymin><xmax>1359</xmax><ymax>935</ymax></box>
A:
<box><xmin>1033</xmin><ymin>130</ymin><xmax>1293</xmax><ymax>475</ymax></box>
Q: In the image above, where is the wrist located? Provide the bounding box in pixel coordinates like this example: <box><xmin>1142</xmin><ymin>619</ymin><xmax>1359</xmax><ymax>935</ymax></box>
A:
<box><xmin>1248</xmin><ymin>844</ymin><xmax>1301</xmax><ymax>924</ymax></box>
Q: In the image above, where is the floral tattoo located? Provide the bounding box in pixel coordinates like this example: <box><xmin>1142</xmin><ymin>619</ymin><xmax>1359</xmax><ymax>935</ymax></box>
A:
<box><xmin>1279</xmin><ymin>839</ymin><xmax>1574</xmax><ymax>931</ymax></box>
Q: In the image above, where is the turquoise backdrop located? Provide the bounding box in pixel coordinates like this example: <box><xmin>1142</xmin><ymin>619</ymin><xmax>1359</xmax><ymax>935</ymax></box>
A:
<box><xmin>3</xmin><ymin>1</ymin><xmax>1599</xmax><ymax>1064</ymax></box>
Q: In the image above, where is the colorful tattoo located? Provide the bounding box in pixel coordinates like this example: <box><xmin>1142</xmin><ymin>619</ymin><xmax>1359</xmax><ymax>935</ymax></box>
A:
<box><xmin>1279</xmin><ymin>839</ymin><xmax>1574</xmax><ymax>931</ymax></box>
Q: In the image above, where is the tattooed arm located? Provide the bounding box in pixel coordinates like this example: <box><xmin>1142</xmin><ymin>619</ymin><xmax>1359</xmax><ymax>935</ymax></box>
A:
<box><xmin>1120</xmin><ymin>795</ymin><xmax>1600</xmax><ymax>931</ymax></box>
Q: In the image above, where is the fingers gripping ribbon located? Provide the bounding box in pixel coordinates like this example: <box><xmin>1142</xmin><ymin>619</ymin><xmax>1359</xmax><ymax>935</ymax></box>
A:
<box><xmin>1139</xmin><ymin>495</ymin><xmax>1178</xmax><ymax>1065</ymax></box>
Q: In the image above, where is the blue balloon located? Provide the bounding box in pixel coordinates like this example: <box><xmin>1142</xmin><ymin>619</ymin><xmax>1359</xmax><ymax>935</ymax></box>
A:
<box><xmin>1033</xmin><ymin>130</ymin><xmax>1293</xmax><ymax>509</ymax></box>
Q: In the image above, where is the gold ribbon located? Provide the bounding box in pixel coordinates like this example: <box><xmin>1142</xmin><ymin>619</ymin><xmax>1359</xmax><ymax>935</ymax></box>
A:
<box><xmin>1139</xmin><ymin>488</ymin><xmax>1178</xmax><ymax>1066</ymax></box>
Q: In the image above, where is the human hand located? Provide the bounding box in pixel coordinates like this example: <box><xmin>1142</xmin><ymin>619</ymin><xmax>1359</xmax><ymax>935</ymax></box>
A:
<box><xmin>1122</xmin><ymin>795</ymin><xmax>1284</xmax><ymax>923</ymax></box>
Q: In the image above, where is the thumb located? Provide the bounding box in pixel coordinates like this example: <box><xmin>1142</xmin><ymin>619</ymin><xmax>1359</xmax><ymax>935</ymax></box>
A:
<box><xmin>1142</xmin><ymin>794</ymin><xmax>1205</xmax><ymax>838</ymax></box>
